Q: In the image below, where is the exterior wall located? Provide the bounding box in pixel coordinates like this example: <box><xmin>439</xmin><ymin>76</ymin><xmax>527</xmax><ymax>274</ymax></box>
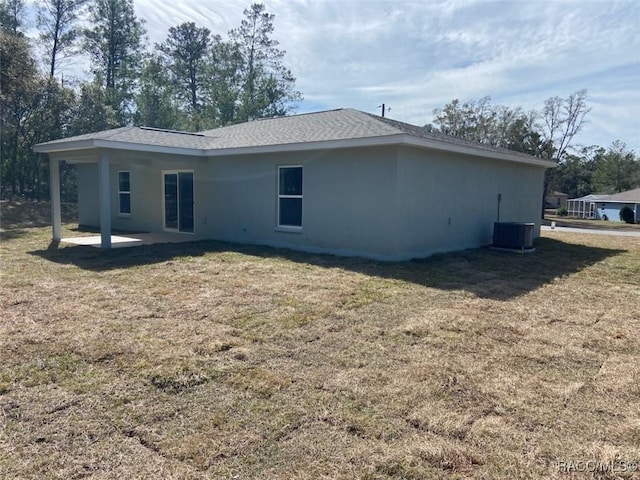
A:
<box><xmin>109</xmin><ymin>156</ymin><xmax>160</xmax><ymax>233</ymax></box>
<box><xmin>75</xmin><ymin>151</ymin><xmax>206</xmax><ymax>234</ymax></box>
<box><xmin>595</xmin><ymin>202</ymin><xmax>639</xmax><ymax>222</ymax></box>
<box><xmin>395</xmin><ymin>146</ymin><xmax>545</xmax><ymax>258</ymax></box>
<box><xmin>71</xmin><ymin>145</ymin><xmax>547</xmax><ymax>260</ymax></box>
<box><xmin>93</xmin><ymin>146</ymin><xmax>401</xmax><ymax>258</ymax></box>
<box><xmin>202</xmin><ymin>147</ymin><xmax>401</xmax><ymax>258</ymax></box>
<box><xmin>106</xmin><ymin>153</ymin><xmax>206</xmax><ymax>234</ymax></box>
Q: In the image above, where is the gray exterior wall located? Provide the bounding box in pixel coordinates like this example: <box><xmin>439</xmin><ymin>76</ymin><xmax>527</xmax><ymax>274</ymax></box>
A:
<box><xmin>76</xmin><ymin>151</ymin><xmax>205</xmax><ymax>233</ymax></box>
<box><xmin>205</xmin><ymin>146</ymin><xmax>401</xmax><ymax>257</ymax></box>
<box><xmin>73</xmin><ymin>145</ymin><xmax>546</xmax><ymax>260</ymax></box>
<box><xmin>395</xmin><ymin>146</ymin><xmax>544</xmax><ymax>257</ymax></box>
<box><xmin>594</xmin><ymin>202</ymin><xmax>640</xmax><ymax>222</ymax></box>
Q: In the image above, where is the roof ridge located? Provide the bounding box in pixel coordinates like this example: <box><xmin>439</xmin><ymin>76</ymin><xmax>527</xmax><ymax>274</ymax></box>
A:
<box><xmin>100</xmin><ymin>126</ymin><xmax>135</xmax><ymax>140</ymax></box>
<box><xmin>198</xmin><ymin>108</ymin><xmax>349</xmax><ymax>135</ymax></box>
<box><xmin>104</xmin><ymin>125</ymin><xmax>135</xmax><ymax>138</ymax></box>
<box><xmin>139</xmin><ymin>126</ymin><xmax>204</xmax><ymax>137</ymax></box>
<box><xmin>256</xmin><ymin>108</ymin><xmax>346</xmax><ymax>121</ymax></box>
<box><xmin>356</xmin><ymin>110</ymin><xmax>410</xmax><ymax>134</ymax></box>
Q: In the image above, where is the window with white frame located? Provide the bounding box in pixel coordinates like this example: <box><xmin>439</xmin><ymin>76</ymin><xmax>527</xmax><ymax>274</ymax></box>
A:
<box><xmin>118</xmin><ymin>171</ymin><xmax>131</xmax><ymax>215</ymax></box>
<box><xmin>278</xmin><ymin>166</ymin><xmax>302</xmax><ymax>227</ymax></box>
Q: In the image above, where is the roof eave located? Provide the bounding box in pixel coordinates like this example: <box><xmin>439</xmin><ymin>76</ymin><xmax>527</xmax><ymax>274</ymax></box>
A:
<box><xmin>204</xmin><ymin>135</ymin><xmax>554</xmax><ymax>168</ymax></box>
<box><xmin>33</xmin><ymin>139</ymin><xmax>97</xmax><ymax>153</ymax></box>
<box><xmin>33</xmin><ymin>139</ymin><xmax>207</xmax><ymax>157</ymax></box>
<box><xmin>34</xmin><ymin>133</ymin><xmax>556</xmax><ymax>168</ymax></box>
<box><xmin>94</xmin><ymin>139</ymin><xmax>207</xmax><ymax>157</ymax></box>
<box><xmin>401</xmin><ymin>136</ymin><xmax>556</xmax><ymax>168</ymax></box>
<box><xmin>599</xmin><ymin>199</ymin><xmax>640</xmax><ymax>203</ymax></box>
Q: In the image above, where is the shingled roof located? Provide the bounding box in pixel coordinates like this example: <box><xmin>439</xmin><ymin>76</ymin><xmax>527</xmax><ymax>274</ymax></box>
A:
<box><xmin>34</xmin><ymin>125</ymin><xmax>215</xmax><ymax>151</ymax></box>
<box><xmin>606</xmin><ymin>188</ymin><xmax>640</xmax><ymax>202</ymax></box>
<box><xmin>570</xmin><ymin>188</ymin><xmax>640</xmax><ymax>203</ymax></box>
<box><xmin>34</xmin><ymin>108</ymin><xmax>554</xmax><ymax>167</ymax></box>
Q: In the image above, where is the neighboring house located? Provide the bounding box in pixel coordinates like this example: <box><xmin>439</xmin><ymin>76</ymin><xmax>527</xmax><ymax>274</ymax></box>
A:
<box><xmin>545</xmin><ymin>191</ymin><xmax>568</xmax><ymax>209</ymax></box>
<box><xmin>566</xmin><ymin>194</ymin><xmax>610</xmax><ymax>219</ymax></box>
<box><xmin>34</xmin><ymin>108</ymin><xmax>555</xmax><ymax>260</ymax></box>
<box><xmin>567</xmin><ymin>188</ymin><xmax>640</xmax><ymax>222</ymax></box>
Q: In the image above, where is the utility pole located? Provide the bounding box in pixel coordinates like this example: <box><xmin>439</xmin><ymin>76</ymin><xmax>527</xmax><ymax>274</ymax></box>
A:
<box><xmin>378</xmin><ymin>103</ymin><xmax>386</xmax><ymax>117</ymax></box>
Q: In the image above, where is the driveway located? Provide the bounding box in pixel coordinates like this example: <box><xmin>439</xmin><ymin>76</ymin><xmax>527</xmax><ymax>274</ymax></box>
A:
<box><xmin>541</xmin><ymin>225</ymin><xmax>640</xmax><ymax>238</ymax></box>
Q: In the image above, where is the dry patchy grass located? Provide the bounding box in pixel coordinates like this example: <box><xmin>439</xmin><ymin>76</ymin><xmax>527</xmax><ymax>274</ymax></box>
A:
<box><xmin>1</xmin><ymin>209</ymin><xmax>639</xmax><ymax>479</ymax></box>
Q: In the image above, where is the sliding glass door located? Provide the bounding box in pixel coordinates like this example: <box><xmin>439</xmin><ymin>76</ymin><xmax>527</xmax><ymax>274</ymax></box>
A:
<box><xmin>163</xmin><ymin>171</ymin><xmax>194</xmax><ymax>233</ymax></box>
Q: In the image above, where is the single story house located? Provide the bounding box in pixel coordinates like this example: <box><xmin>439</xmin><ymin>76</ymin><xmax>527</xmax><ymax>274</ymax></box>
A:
<box><xmin>34</xmin><ymin>108</ymin><xmax>555</xmax><ymax>261</ymax></box>
<box><xmin>566</xmin><ymin>194</ymin><xmax>611</xmax><ymax>219</ymax></box>
<box><xmin>567</xmin><ymin>188</ymin><xmax>640</xmax><ymax>222</ymax></box>
<box><xmin>545</xmin><ymin>191</ymin><xmax>568</xmax><ymax>209</ymax></box>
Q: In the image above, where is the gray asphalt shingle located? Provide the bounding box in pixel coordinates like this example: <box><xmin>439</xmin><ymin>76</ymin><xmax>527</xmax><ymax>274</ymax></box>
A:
<box><xmin>198</xmin><ymin>108</ymin><xmax>402</xmax><ymax>147</ymax></box>
<box><xmin>606</xmin><ymin>188</ymin><xmax>640</xmax><ymax>202</ymax></box>
<box><xmin>39</xmin><ymin>126</ymin><xmax>214</xmax><ymax>150</ymax></box>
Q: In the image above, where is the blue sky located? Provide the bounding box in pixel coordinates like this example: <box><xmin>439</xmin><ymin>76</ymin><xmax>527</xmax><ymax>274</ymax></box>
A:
<box><xmin>28</xmin><ymin>0</ymin><xmax>640</xmax><ymax>153</ymax></box>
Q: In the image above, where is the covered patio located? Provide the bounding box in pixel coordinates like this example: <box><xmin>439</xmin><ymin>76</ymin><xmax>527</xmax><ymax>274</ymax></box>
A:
<box><xmin>34</xmin><ymin>128</ymin><xmax>205</xmax><ymax>250</ymax></box>
<box><xmin>43</xmin><ymin>152</ymin><xmax>118</xmax><ymax>249</ymax></box>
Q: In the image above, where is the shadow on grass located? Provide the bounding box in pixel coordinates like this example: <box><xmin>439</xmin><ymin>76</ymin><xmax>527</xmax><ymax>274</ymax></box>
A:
<box><xmin>0</xmin><ymin>229</ymin><xmax>31</xmax><ymax>241</ymax></box>
<box><xmin>29</xmin><ymin>237</ymin><xmax>625</xmax><ymax>300</ymax></box>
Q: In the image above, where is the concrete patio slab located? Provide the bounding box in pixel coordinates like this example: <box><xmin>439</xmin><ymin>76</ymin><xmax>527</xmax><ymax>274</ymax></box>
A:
<box><xmin>61</xmin><ymin>233</ymin><xmax>198</xmax><ymax>248</ymax></box>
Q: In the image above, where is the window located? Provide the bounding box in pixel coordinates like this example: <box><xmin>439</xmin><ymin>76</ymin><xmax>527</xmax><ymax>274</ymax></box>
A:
<box><xmin>278</xmin><ymin>166</ymin><xmax>302</xmax><ymax>228</ymax></box>
<box><xmin>118</xmin><ymin>171</ymin><xmax>131</xmax><ymax>215</ymax></box>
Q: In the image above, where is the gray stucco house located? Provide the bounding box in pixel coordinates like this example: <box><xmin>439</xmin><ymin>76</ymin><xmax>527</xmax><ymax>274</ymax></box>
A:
<box><xmin>35</xmin><ymin>108</ymin><xmax>555</xmax><ymax>260</ymax></box>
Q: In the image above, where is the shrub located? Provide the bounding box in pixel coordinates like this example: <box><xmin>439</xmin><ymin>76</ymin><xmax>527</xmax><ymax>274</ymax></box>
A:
<box><xmin>619</xmin><ymin>206</ymin><xmax>635</xmax><ymax>224</ymax></box>
<box><xmin>557</xmin><ymin>206</ymin><xmax>568</xmax><ymax>217</ymax></box>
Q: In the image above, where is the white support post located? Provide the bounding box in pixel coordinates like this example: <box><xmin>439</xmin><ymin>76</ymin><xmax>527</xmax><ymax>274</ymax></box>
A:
<box><xmin>50</xmin><ymin>157</ymin><xmax>62</xmax><ymax>241</ymax></box>
<box><xmin>98</xmin><ymin>153</ymin><xmax>112</xmax><ymax>249</ymax></box>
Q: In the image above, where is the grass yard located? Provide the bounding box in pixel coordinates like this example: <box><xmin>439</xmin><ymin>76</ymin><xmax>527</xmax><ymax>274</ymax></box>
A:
<box><xmin>1</xmin><ymin>206</ymin><xmax>639</xmax><ymax>479</ymax></box>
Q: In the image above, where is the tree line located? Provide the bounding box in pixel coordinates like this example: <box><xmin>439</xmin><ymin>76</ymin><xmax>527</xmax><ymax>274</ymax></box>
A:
<box><xmin>1</xmin><ymin>0</ymin><xmax>301</xmax><ymax>200</ymax></box>
<box><xmin>427</xmin><ymin>92</ymin><xmax>640</xmax><ymax>199</ymax></box>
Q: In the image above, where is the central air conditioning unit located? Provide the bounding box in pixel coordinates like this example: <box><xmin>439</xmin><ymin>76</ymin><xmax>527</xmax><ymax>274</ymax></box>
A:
<box><xmin>492</xmin><ymin>222</ymin><xmax>535</xmax><ymax>252</ymax></box>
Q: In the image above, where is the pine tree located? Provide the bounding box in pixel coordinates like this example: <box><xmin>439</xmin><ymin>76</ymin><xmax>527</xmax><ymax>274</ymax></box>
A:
<box><xmin>229</xmin><ymin>3</ymin><xmax>301</xmax><ymax>122</ymax></box>
<box><xmin>37</xmin><ymin>0</ymin><xmax>87</xmax><ymax>78</ymax></box>
<box><xmin>158</xmin><ymin>22</ymin><xmax>211</xmax><ymax>123</ymax></box>
<box><xmin>83</xmin><ymin>0</ymin><xmax>145</xmax><ymax>124</ymax></box>
<box><xmin>134</xmin><ymin>54</ymin><xmax>179</xmax><ymax>129</ymax></box>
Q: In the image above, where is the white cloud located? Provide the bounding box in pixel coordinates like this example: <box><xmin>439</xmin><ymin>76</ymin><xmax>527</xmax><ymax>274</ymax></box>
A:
<box><xmin>37</xmin><ymin>0</ymin><xmax>640</xmax><ymax>152</ymax></box>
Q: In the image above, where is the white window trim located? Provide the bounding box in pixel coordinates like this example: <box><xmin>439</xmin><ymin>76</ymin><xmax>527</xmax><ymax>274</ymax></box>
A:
<box><xmin>161</xmin><ymin>169</ymin><xmax>195</xmax><ymax>234</ymax></box>
<box><xmin>277</xmin><ymin>165</ymin><xmax>303</xmax><ymax>230</ymax></box>
<box><xmin>117</xmin><ymin>170</ymin><xmax>131</xmax><ymax>217</ymax></box>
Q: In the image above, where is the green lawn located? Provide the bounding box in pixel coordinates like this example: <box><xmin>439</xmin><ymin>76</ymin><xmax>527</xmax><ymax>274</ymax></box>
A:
<box><xmin>1</xmin><ymin>205</ymin><xmax>639</xmax><ymax>479</ymax></box>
